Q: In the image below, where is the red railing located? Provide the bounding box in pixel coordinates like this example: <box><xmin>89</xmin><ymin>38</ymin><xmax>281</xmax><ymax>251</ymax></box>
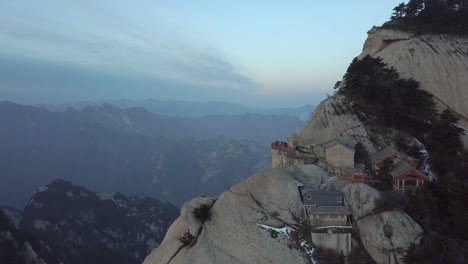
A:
<box><xmin>271</xmin><ymin>141</ymin><xmax>294</xmax><ymax>151</ymax></box>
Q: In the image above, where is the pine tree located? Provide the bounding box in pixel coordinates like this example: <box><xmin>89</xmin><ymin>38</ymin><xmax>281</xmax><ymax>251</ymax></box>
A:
<box><xmin>392</xmin><ymin>3</ymin><xmax>408</xmax><ymax>19</ymax></box>
<box><xmin>402</xmin><ymin>243</ymin><xmax>424</xmax><ymax>264</ymax></box>
<box><xmin>377</xmin><ymin>158</ymin><xmax>394</xmax><ymax>189</ymax></box>
<box><xmin>354</xmin><ymin>142</ymin><xmax>371</xmax><ymax>170</ymax></box>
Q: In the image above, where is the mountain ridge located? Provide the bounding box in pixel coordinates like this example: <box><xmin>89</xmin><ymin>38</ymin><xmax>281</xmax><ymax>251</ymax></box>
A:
<box><xmin>36</xmin><ymin>99</ymin><xmax>315</xmax><ymax>120</ymax></box>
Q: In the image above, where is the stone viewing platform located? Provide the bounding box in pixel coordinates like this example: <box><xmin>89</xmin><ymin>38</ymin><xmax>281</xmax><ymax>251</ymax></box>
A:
<box><xmin>270</xmin><ymin>140</ymin><xmax>317</xmax><ymax>168</ymax></box>
<box><xmin>271</xmin><ymin>133</ymin><xmax>359</xmax><ymax>179</ymax></box>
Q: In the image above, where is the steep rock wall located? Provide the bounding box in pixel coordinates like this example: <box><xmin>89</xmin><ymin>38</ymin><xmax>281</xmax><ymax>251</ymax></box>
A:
<box><xmin>357</xmin><ymin>211</ymin><xmax>423</xmax><ymax>264</ymax></box>
<box><xmin>298</xmin><ymin>95</ymin><xmax>381</xmax><ymax>153</ymax></box>
<box><xmin>359</xmin><ymin>27</ymin><xmax>468</xmax><ymax>146</ymax></box>
<box><xmin>143</xmin><ymin>168</ymin><xmax>311</xmax><ymax>264</ymax></box>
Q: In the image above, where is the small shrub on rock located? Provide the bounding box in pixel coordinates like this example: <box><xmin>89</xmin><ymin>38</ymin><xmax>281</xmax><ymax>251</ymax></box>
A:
<box><xmin>269</xmin><ymin>229</ymin><xmax>279</xmax><ymax>239</ymax></box>
<box><xmin>193</xmin><ymin>204</ymin><xmax>212</xmax><ymax>222</ymax></box>
<box><xmin>178</xmin><ymin>232</ymin><xmax>194</xmax><ymax>247</ymax></box>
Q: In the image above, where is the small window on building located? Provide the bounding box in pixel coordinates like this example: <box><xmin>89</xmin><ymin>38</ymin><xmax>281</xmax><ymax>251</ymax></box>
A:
<box><xmin>307</xmin><ymin>194</ymin><xmax>312</xmax><ymax>200</ymax></box>
<box><xmin>337</xmin><ymin>197</ymin><xmax>342</xmax><ymax>203</ymax></box>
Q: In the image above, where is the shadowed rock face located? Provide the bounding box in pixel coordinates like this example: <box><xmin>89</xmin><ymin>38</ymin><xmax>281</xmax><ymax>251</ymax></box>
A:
<box><xmin>328</xmin><ymin>180</ymin><xmax>381</xmax><ymax>221</ymax></box>
<box><xmin>0</xmin><ymin>207</ymin><xmax>61</xmax><ymax>264</ymax></box>
<box><xmin>20</xmin><ymin>179</ymin><xmax>179</xmax><ymax>264</ymax></box>
<box><xmin>359</xmin><ymin>27</ymin><xmax>468</xmax><ymax>147</ymax></box>
<box><xmin>298</xmin><ymin>95</ymin><xmax>383</xmax><ymax>153</ymax></box>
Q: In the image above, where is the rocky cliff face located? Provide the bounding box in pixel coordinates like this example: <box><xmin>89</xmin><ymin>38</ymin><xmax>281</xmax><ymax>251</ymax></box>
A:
<box><xmin>298</xmin><ymin>94</ymin><xmax>385</xmax><ymax>153</ymax></box>
<box><xmin>0</xmin><ymin>208</ymin><xmax>60</xmax><ymax>264</ymax></box>
<box><xmin>143</xmin><ymin>165</ymin><xmax>422</xmax><ymax>264</ymax></box>
<box><xmin>0</xmin><ymin>207</ymin><xmax>61</xmax><ymax>264</ymax></box>
<box><xmin>359</xmin><ymin>27</ymin><xmax>468</xmax><ymax>146</ymax></box>
<box><xmin>357</xmin><ymin>211</ymin><xmax>423</xmax><ymax>264</ymax></box>
<box><xmin>143</xmin><ymin>167</ymin><xmax>313</xmax><ymax>264</ymax></box>
<box><xmin>299</xmin><ymin>27</ymin><xmax>468</xmax><ymax>151</ymax></box>
<box><xmin>4</xmin><ymin>180</ymin><xmax>179</xmax><ymax>264</ymax></box>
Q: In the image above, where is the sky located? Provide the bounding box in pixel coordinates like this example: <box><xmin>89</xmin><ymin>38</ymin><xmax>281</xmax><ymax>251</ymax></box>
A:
<box><xmin>0</xmin><ymin>0</ymin><xmax>402</xmax><ymax>108</ymax></box>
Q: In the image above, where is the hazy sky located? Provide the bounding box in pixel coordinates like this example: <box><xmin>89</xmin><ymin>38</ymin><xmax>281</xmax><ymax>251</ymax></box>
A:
<box><xmin>0</xmin><ymin>0</ymin><xmax>402</xmax><ymax>107</ymax></box>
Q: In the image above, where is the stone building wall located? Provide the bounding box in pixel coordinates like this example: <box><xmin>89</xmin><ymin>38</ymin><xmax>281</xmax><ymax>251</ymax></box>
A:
<box><xmin>311</xmin><ymin>232</ymin><xmax>351</xmax><ymax>256</ymax></box>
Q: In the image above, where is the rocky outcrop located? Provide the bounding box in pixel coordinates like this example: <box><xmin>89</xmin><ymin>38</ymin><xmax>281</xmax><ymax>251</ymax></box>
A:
<box><xmin>288</xmin><ymin>165</ymin><xmax>331</xmax><ymax>189</ymax></box>
<box><xmin>0</xmin><ymin>208</ymin><xmax>60</xmax><ymax>264</ymax></box>
<box><xmin>357</xmin><ymin>211</ymin><xmax>423</xmax><ymax>264</ymax></box>
<box><xmin>329</xmin><ymin>180</ymin><xmax>381</xmax><ymax>221</ymax></box>
<box><xmin>359</xmin><ymin>27</ymin><xmax>468</xmax><ymax>146</ymax></box>
<box><xmin>143</xmin><ymin>168</ymin><xmax>315</xmax><ymax>264</ymax></box>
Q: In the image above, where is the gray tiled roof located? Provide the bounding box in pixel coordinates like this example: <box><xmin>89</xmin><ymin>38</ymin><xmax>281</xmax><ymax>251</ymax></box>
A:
<box><xmin>371</xmin><ymin>146</ymin><xmax>416</xmax><ymax>166</ymax></box>
<box><xmin>390</xmin><ymin>160</ymin><xmax>413</xmax><ymax>177</ymax></box>
<box><xmin>371</xmin><ymin>146</ymin><xmax>398</xmax><ymax>164</ymax></box>
<box><xmin>390</xmin><ymin>160</ymin><xmax>426</xmax><ymax>178</ymax></box>
<box><xmin>319</xmin><ymin>139</ymin><xmax>354</xmax><ymax>152</ymax></box>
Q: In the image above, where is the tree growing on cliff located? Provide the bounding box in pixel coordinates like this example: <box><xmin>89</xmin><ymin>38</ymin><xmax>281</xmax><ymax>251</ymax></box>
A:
<box><xmin>426</xmin><ymin>109</ymin><xmax>465</xmax><ymax>175</ymax></box>
<box><xmin>392</xmin><ymin>3</ymin><xmax>408</xmax><ymax>19</ymax></box>
<box><xmin>354</xmin><ymin>142</ymin><xmax>371</xmax><ymax>170</ymax></box>
<box><xmin>389</xmin><ymin>0</ymin><xmax>468</xmax><ymax>34</ymax></box>
<box><xmin>376</xmin><ymin>158</ymin><xmax>394</xmax><ymax>189</ymax></box>
<box><xmin>341</xmin><ymin>55</ymin><xmax>436</xmax><ymax>133</ymax></box>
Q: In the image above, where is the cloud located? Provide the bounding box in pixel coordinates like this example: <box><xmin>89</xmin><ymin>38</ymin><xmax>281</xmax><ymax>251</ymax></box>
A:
<box><xmin>0</xmin><ymin>0</ymin><xmax>257</xmax><ymax>103</ymax></box>
<box><xmin>0</xmin><ymin>54</ymin><xmax>256</xmax><ymax>104</ymax></box>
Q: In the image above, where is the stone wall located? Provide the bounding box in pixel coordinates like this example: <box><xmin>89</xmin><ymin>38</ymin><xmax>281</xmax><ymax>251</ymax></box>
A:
<box><xmin>311</xmin><ymin>232</ymin><xmax>351</xmax><ymax>256</ymax></box>
<box><xmin>271</xmin><ymin>148</ymin><xmax>316</xmax><ymax>168</ymax></box>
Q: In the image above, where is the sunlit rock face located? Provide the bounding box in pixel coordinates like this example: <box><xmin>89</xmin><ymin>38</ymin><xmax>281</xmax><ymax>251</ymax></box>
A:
<box><xmin>298</xmin><ymin>95</ymin><xmax>380</xmax><ymax>153</ymax></box>
<box><xmin>143</xmin><ymin>167</ymin><xmax>325</xmax><ymax>264</ymax></box>
<box><xmin>359</xmin><ymin>27</ymin><xmax>468</xmax><ymax>147</ymax></box>
<box><xmin>357</xmin><ymin>211</ymin><xmax>423</xmax><ymax>264</ymax></box>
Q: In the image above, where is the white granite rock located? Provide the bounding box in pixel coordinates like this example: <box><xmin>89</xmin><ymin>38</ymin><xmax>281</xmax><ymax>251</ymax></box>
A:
<box><xmin>357</xmin><ymin>211</ymin><xmax>423</xmax><ymax>264</ymax></box>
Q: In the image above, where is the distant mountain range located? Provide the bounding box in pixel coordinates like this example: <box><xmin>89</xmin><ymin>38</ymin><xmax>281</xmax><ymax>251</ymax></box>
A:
<box><xmin>1</xmin><ymin>179</ymin><xmax>178</xmax><ymax>264</ymax></box>
<box><xmin>0</xmin><ymin>101</ymin><xmax>280</xmax><ymax>207</ymax></box>
<box><xmin>38</xmin><ymin>99</ymin><xmax>315</xmax><ymax>120</ymax></box>
<box><xmin>30</xmin><ymin>102</ymin><xmax>307</xmax><ymax>146</ymax></box>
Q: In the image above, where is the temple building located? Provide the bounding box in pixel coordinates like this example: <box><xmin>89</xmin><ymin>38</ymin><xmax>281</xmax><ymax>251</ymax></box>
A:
<box><xmin>371</xmin><ymin>146</ymin><xmax>428</xmax><ymax>191</ymax></box>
